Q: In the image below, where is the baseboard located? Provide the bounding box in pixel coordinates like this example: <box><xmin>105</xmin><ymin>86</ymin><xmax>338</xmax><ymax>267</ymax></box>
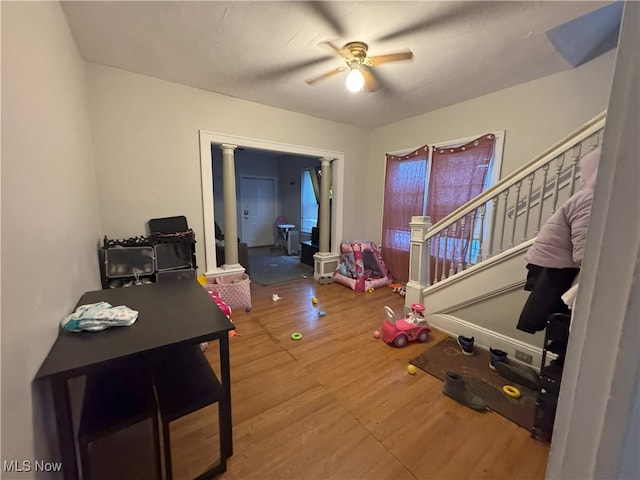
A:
<box><xmin>426</xmin><ymin>313</ymin><xmax>545</xmax><ymax>371</ymax></box>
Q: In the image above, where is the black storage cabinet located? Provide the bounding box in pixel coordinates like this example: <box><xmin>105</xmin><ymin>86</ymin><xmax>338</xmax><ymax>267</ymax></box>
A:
<box><xmin>101</xmin><ymin>216</ymin><xmax>197</xmax><ymax>288</ymax></box>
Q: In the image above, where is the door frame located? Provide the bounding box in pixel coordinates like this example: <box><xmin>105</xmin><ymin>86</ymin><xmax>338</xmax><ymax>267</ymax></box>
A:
<box><xmin>199</xmin><ymin>131</ymin><xmax>344</xmax><ymax>274</ymax></box>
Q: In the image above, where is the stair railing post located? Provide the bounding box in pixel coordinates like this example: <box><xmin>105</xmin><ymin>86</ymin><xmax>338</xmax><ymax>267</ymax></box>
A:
<box><xmin>405</xmin><ymin>216</ymin><xmax>432</xmax><ymax>313</ymax></box>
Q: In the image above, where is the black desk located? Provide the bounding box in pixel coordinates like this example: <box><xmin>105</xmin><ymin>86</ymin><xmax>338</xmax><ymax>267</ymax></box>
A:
<box><xmin>34</xmin><ymin>281</ymin><xmax>235</xmax><ymax>480</ymax></box>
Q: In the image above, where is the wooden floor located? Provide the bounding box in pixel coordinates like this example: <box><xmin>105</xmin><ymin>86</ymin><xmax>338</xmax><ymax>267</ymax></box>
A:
<box><xmin>171</xmin><ymin>277</ymin><xmax>549</xmax><ymax>480</ymax></box>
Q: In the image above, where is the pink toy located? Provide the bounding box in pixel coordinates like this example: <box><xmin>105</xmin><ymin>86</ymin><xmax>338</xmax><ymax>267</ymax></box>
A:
<box><xmin>333</xmin><ymin>241</ymin><xmax>393</xmax><ymax>292</ymax></box>
<box><xmin>206</xmin><ymin>289</ymin><xmax>232</xmax><ymax>318</ymax></box>
<box><xmin>409</xmin><ymin>303</ymin><xmax>425</xmax><ymax>323</ymax></box>
<box><xmin>381</xmin><ymin>305</ymin><xmax>430</xmax><ymax>348</ymax></box>
<box><xmin>373</xmin><ymin>330</ymin><xmax>381</xmax><ymax>338</ymax></box>
<box><xmin>205</xmin><ymin>289</ymin><xmax>237</xmax><ymax>337</ymax></box>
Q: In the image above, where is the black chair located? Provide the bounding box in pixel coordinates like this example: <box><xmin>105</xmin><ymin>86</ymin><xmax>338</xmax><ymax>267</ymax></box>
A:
<box><xmin>214</xmin><ymin>221</ymin><xmax>250</xmax><ymax>274</ymax></box>
<box><xmin>152</xmin><ymin>345</ymin><xmax>228</xmax><ymax>479</ymax></box>
<box><xmin>300</xmin><ymin>227</ymin><xmax>320</xmax><ymax>266</ymax></box>
<box><xmin>149</xmin><ymin>215</ymin><xmax>189</xmax><ymax>235</ymax></box>
<box><xmin>78</xmin><ymin>365</ymin><xmax>161</xmax><ymax>480</ymax></box>
<box><xmin>148</xmin><ymin>215</ymin><xmax>197</xmax><ymax>282</ymax></box>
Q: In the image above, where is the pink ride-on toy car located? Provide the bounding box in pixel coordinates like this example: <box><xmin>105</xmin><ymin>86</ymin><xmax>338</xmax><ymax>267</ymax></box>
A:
<box><xmin>381</xmin><ymin>304</ymin><xmax>431</xmax><ymax>348</ymax></box>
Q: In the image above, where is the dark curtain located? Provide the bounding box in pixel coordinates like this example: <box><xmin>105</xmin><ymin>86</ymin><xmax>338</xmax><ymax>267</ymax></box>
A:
<box><xmin>381</xmin><ymin>146</ymin><xmax>429</xmax><ymax>282</ymax></box>
<box><xmin>428</xmin><ymin>134</ymin><xmax>495</xmax><ymax>277</ymax></box>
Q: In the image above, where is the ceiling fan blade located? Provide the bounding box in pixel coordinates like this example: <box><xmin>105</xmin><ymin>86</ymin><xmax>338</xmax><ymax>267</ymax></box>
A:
<box><xmin>305</xmin><ymin>67</ymin><xmax>345</xmax><ymax>86</ymax></box>
<box><xmin>376</xmin><ymin>2</ymin><xmax>516</xmax><ymax>42</ymax></box>
<box><xmin>254</xmin><ymin>56</ymin><xmax>335</xmax><ymax>81</ymax></box>
<box><xmin>361</xmin><ymin>68</ymin><xmax>378</xmax><ymax>92</ymax></box>
<box><xmin>368</xmin><ymin>51</ymin><xmax>413</xmax><ymax>66</ymax></box>
<box><xmin>377</xmin><ymin>5</ymin><xmax>467</xmax><ymax>42</ymax></box>
<box><xmin>303</xmin><ymin>2</ymin><xmax>347</xmax><ymax>37</ymax></box>
<box><xmin>320</xmin><ymin>40</ymin><xmax>351</xmax><ymax>59</ymax></box>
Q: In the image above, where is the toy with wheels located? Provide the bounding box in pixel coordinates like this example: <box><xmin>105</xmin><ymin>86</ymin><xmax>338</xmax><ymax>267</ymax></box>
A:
<box><xmin>381</xmin><ymin>305</ymin><xmax>431</xmax><ymax>347</ymax></box>
<box><xmin>408</xmin><ymin>303</ymin><xmax>426</xmax><ymax>324</ymax></box>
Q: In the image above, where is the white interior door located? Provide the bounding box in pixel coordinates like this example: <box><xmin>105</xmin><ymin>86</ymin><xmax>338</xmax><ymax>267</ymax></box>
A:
<box><xmin>240</xmin><ymin>176</ymin><xmax>277</xmax><ymax>247</ymax></box>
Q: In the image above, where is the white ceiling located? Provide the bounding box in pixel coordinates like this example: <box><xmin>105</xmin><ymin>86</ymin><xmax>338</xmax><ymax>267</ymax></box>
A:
<box><xmin>61</xmin><ymin>1</ymin><xmax>613</xmax><ymax>129</ymax></box>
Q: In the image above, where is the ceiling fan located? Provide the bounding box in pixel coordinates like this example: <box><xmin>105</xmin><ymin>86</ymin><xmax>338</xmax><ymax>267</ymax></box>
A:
<box><xmin>305</xmin><ymin>41</ymin><xmax>413</xmax><ymax>93</ymax></box>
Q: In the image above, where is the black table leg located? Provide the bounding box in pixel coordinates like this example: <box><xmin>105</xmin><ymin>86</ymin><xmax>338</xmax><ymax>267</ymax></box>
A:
<box><xmin>218</xmin><ymin>335</ymin><xmax>233</xmax><ymax>458</ymax></box>
<box><xmin>51</xmin><ymin>377</ymin><xmax>78</xmax><ymax>480</ymax></box>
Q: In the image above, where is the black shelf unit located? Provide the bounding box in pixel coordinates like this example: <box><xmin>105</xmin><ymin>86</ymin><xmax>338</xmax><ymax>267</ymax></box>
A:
<box><xmin>100</xmin><ymin>228</ymin><xmax>197</xmax><ymax>289</ymax></box>
<box><xmin>532</xmin><ymin>312</ymin><xmax>571</xmax><ymax>442</ymax></box>
<box><xmin>100</xmin><ymin>236</ymin><xmax>156</xmax><ymax>289</ymax></box>
<box><xmin>78</xmin><ymin>364</ymin><xmax>161</xmax><ymax>480</ymax></box>
<box><xmin>149</xmin><ymin>229</ymin><xmax>197</xmax><ymax>283</ymax></box>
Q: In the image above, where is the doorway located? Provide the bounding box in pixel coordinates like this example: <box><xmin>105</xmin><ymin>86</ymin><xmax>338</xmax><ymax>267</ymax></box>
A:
<box><xmin>199</xmin><ymin>131</ymin><xmax>344</xmax><ymax>275</ymax></box>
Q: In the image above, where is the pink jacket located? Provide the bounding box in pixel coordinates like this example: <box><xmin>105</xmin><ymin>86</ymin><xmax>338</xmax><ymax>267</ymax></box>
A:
<box><xmin>525</xmin><ymin>147</ymin><xmax>600</xmax><ymax>269</ymax></box>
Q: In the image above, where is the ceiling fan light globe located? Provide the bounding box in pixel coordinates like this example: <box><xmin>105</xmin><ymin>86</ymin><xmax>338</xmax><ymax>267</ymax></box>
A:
<box><xmin>345</xmin><ymin>68</ymin><xmax>365</xmax><ymax>93</ymax></box>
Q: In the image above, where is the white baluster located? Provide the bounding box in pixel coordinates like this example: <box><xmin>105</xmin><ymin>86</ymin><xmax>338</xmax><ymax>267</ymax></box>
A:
<box><xmin>498</xmin><ymin>189</ymin><xmax>509</xmax><ymax>253</ymax></box>
<box><xmin>434</xmin><ymin>232</ymin><xmax>440</xmax><ymax>284</ymax></box>
<box><xmin>510</xmin><ymin>181</ymin><xmax>522</xmax><ymax>248</ymax></box>
<box><xmin>442</xmin><ymin>228</ymin><xmax>449</xmax><ymax>281</ymax></box>
<box><xmin>489</xmin><ymin>196</ymin><xmax>498</xmax><ymax>257</ymax></box>
<box><xmin>550</xmin><ymin>153</ymin><xmax>565</xmax><ymax>214</ymax></box>
<box><xmin>466</xmin><ymin>211</ymin><xmax>476</xmax><ymax>267</ymax></box>
<box><xmin>535</xmin><ymin>164</ymin><xmax>549</xmax><ymax>235</ymax></box>
<box><xmin>458</xmin><ymin>217</ymin><xmax>466</xmax><ymax>273</ymax></box>
<box><xmin>522</xmin><ymin>174</ymin><xmax>534</xmax><ymax>242</ymax></box>
<box><xmin>448</xmin><ymin>226</ymin><xmax>455</xmax><ymax>278</ymax></box>
<box><xmin>477</xmin><ymin>204</ymin><xmax>486</xmax><ymax>263</ymax></box>
<box><xmin>588</xmin><ymin>130</ymin><xmax>601</xmax><ymax>152</ymax></box>
<box><xmin>568</xmin><ymin>146</ymin><xmax>581</xmax><ymax>196</ymax></box>
<box><xmin>426</xmin><ymin>237</ymin><xmax>432</xmax><ymax>287</ymax></box>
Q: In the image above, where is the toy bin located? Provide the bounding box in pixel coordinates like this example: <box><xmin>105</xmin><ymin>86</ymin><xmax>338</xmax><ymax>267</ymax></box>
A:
<box><xmin>154</xmin><ymin>243</ymin><xmax>193</xmax><ymax>271</ymax></box>
<box><xmin>156</xmin><ymin>268</ymin><xmax>196</xmax><ymax>283</ymax></box>
<box><xmin>105</xmin><ymin>246</ymin><xmax>155</xmax><ymax>278</ymax></box>
<box><xmin>204</xmin><ymin>273</ymin><xmax>251</xmax><ymax>310</ymax></box>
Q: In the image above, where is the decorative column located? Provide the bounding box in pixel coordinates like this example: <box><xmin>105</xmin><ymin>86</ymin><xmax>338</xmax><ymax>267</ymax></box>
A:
<box><xmin>404</xmin><ymin>216</ymin><xmax>432</xmax><ymax>311</ymax></box>
<box><xmin>313</xmin><ymin>158</ymin><xmax>340</xmax><ymax>283</ymax></box>
<box><xmin>318</xmin><ymin>158</ymin><xmax>331</xmax><ymax>252</ymax></box>
<box><xmin>220</xmin><ymin>143</ymin><xmax>242</xmax><ymax>271</ymax></box>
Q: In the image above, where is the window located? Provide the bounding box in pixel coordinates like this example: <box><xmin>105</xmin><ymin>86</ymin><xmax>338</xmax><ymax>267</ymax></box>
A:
<box><xmin>300</xmin><ymin>169</ymin><xmax>318</xmax><ymax>233</ymax></box>
<box><xmin>382</xmin><ymin>132</ymin><xmax>504</xmax><ymax>282</ymax></box>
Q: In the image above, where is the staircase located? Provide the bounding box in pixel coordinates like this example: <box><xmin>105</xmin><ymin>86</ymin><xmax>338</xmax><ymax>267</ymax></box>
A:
<box><xmin>405</xmin><ymin>111</ymin><xmax>606</xmax><ymax>367</ymax></box>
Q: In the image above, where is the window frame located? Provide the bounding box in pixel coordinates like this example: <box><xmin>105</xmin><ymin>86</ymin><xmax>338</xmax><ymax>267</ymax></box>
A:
<box><xmin>386</xmin><ymin>131</ymin><xmax>504</xmax><ymax>212</ymax></box>
<box><xmin>384</xmin><ymin>131</ymin><xmax>505</xmax><ymax>263</ymax></box>
<box><xmin>300</xmin><ymin>168</ymin><xmax>318</xmax><ymax>234</ymax></box>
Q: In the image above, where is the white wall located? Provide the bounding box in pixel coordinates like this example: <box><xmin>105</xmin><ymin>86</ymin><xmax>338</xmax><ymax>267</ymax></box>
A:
<box><xmin>1</xmin><ymin>1</ymin><xmax>102</xmax><ymax>469</ymax></box>
<box><xmin>365</xmin><ymin>49</ymin><xmax>616</xmax><ymax>243</ymax></box>
<box><xmin>85</xmin><ymin>64</ymin><xmax>369</xmax><ymax>270</ymax></box>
